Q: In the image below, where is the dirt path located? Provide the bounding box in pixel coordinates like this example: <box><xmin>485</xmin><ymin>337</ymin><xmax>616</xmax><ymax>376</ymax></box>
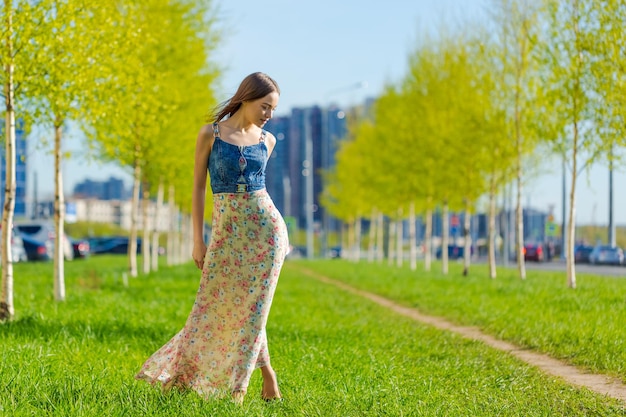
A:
<box><xmin>297</xmin><ymin>267</ymin><xmax>626</xmax><ymax>404</ymax></box>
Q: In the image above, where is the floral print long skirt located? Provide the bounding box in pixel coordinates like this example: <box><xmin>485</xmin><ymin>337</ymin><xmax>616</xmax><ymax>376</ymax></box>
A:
<box><xmin>135</xmin><ymin>190</ymin><xmax>289</xmax><ymax>398</ymax></box>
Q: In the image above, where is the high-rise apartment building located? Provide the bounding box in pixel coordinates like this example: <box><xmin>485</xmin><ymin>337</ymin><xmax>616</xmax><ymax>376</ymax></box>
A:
<box><xmin>73</xmin><ymin>176</ymin><xmax>128</xmax><ymax>200</ymax></box>
<box><xmin>264</xmin><ymin>105</ymin><xmax>349</xmax><ymax>236</ymax></box>
<box><xmin>264</xmin><ymin>115</ymin><xmax>290</xmax><ymax>217</ymax></box>
<box><xmin>0</xmin><ymin>120</ymin><xmax>27</xmax><ymax>217</ymax></box>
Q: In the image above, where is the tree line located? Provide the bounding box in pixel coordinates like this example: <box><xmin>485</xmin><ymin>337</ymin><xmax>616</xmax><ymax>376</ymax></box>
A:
<box><xmin>1</xmin><ymin>0</ymin><xmax>220</xmax><ymax>320</ymax></box>
<box><xmin>322</xmin><ymin>0</ymin><xmax>626</xmax><ymax>288</ymax></box>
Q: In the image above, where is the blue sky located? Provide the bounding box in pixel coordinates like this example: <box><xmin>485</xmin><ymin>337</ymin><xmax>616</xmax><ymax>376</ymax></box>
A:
<box><xmin>28</xmin><ymin>0</ymin><xmax>626</xmax><ymax>228</ymax></box>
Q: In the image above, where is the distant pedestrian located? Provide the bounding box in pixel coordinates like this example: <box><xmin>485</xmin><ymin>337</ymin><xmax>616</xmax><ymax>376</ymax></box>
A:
<box><xmin>547</xmin><ymin>241</ymin><xmax>554</xmax><ymax>261</ymax></box>
<box><xmin>135</xmin><ymin>72</ymin><xmax>289</xmax><ymax>404</ymax></box>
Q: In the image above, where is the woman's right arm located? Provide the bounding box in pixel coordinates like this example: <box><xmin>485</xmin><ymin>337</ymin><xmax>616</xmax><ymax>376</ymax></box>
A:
<box><xmin>191</xmin><ymin>124</ymin><xmax>214</xmax><ymax>269</ymax></box>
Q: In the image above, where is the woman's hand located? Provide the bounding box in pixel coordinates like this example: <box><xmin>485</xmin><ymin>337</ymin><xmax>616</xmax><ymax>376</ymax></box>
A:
<box><xmin>192</xmin><ymin>242</ymin><xmax>207</xmax><ymax>270</ymax></box>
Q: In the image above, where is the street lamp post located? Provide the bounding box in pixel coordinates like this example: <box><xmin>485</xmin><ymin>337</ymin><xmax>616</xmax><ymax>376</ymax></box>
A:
<box><xmin>608</xmin><ymin>145</ymin><xmax>615</xmax><ymax>247</ymax></box>
<box><xmin>320</xmin><ymin>81</ymin><xmax>368</xmax><ymax>258</ymax></box>
<box><xmin>561</xmin><ymin>156</ymin><xmax>567</xmax><ymax>257</ymax></box>
<box><xmin>303</xmin><ymin>109</ymin><xmax>314</xmax><ymax>259</ymax></box>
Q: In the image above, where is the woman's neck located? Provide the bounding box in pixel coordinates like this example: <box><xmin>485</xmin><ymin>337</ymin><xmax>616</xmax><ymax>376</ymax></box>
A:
<box><xmin>223</xmin><ymin>112</ymin><xmax>256</xmax><ymax>133</ymax></box>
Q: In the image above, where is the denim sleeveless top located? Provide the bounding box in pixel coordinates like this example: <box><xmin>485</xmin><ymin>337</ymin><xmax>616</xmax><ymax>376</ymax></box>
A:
<box><xmin>208</xmin><ymin>123</ymin><xmax>268</xmax><ymax>193</ymax></box>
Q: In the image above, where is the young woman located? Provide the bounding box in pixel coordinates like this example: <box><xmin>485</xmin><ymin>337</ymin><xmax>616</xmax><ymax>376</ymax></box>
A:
<box><xmin>136</xmin><ymin>72</ymin><xmax>289</xmax><ymax>404</ymax></box>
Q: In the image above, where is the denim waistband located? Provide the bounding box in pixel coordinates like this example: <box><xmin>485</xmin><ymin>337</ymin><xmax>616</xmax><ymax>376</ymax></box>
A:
<box><xmin>211</xmin><ymin>184</ymin><xmax>265</xmax><ymax>194</ymax></box>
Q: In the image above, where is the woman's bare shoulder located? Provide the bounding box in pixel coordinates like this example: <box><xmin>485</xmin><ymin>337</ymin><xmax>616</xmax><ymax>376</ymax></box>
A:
<box><xmin>195</xmin><ymin>124</ymin><xmax>216</xmax><ymax>155</ymax></box>
<box><xmin>265</xmin><ymin>131</ymin><xmax>277</xmax><ymax>147</ymax></box>
<box><xmin>198</xmin><ymin>123</ymin><xmax>215</xmax><ymax>140</ymax></box>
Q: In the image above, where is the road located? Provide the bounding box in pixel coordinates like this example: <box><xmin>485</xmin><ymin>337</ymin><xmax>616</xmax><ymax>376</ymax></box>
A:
<box><xmin>502</xmin><ymin>260</ymin><xmax>626</xmax><ymax>278</ymax></box>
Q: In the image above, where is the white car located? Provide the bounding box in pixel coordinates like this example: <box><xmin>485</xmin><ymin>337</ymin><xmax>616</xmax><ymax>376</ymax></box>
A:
<box><xmin>0</xmin><ymin>227</ymin><xmax>28</xmax><ymax>263</ymax></box>
<box><xmin>14</xmin><ymin>221</ymin><xmax>74</xmax><ymax>261</ymax></box>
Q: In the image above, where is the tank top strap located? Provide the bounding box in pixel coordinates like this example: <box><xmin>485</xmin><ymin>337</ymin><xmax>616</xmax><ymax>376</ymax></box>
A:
<box><xmin>213</xmin><ymin>123</ymin><xmax>220</xmax><ymax>138</ymax></box>
<box><xmin>260</xmin><ymin>130</ymin><xmax>267</xmax><ymax>143</ymax></box>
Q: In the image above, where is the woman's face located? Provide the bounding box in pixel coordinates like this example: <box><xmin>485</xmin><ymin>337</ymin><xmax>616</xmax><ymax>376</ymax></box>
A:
<box><xmin>245</xmin><ymin>91</ymin><xmax>279</xmax><ymax>127</ymax></box>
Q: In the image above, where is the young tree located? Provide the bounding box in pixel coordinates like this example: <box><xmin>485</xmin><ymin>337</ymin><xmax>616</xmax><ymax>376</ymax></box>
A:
<box><xmin>0</xmin><ymin>0</ymin><xmax>19</xmax><ymax>319</ymax></box>
<box><xmin>1</xmin><ymin>1</ymin><xmax>49</xmax><ymax>318</ymax></box>
<box><xmin>487</xmin><ymin>0</ymin><xmax>544</xmax><ymax>280</ymax></box>
<box><xmin>592</xmin><ymin>0</ymin><xmax>626</xmax><ymax>238</ymax></box>
<box><xmin>402</xmin><ymin>43</ymin><xmax>447</xmax><ymax>272</ymax></box>
<box><xmin>24</xmin><ymin>0</ymin><xmax>112</xmax><ymax>300</ymax></box>
<box><xmin>81</xmin><ymin>0</ymin><xmax>219</xmax><ymax>276</ymax></box>
<box><xmin>465</xmin><ymin>36</ymin><xmax>512</xmax><ymax>279</ymax></box>
<box><xmin>538</xmin><ymin>0</ymin><xmax>603</xmax><ymax>288</ymax></box>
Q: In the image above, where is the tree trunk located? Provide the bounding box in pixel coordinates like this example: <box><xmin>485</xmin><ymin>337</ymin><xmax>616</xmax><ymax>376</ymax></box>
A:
<box><xmin>151</xmin><ymin>179</ymin><xmax>164</xmax><ymax>271</ymax></box>
<box><xmin>337</xmin><ymin>222</ymin><xmax>343</xmax><ymax>259</ymax></box>
<box><xmin>185</xmin><ymin>214</ymin><xmax>193</xmax><ymax>262</ymax></box>
<box><xmin>567</xmin><ymin>128</ymin><xmax>579</xmax><ymax>289</ymax></box>
<box><xmin>353</xmin><ymin>217</ymin><xmax>361</xmax><ymax>262</ymax></box>
<box><xmin>409</xmin><ymin>202</ymin><xmax>416</xmax><ymax>271</ymax></box>
<box><xmin>463</xmin><ymin>199</ymin><xmax>472</xmax><ymax>276</ymax></box>
<box><xmin>388</xmin><ymin>217</ymin><xmax>395</xmax><ymax>266</ymax></box>
<box><xmin>180</xmin><ymin>213</ymin><xmax>189</xmax><ymax>264</ymax></box>
<box><xmin>367</xmin><ymin>208</ymin><xmax>376</xmax><ymax>263</ymax></box>
<box><xmin>442</xmin><ymin>201</ymin><xmax>449</xmax><ymax>275</ymax></box>
<box><xmin>424</xmin><ymin>206</ymin><xmax>433</xmax><ymax>272</ymax></box>
<box><xmin>53</xmin><ymin>120</ymin><xmax>66</xmax><ymax>301</ymax></box>
<box><xmin>347</xmin><ymin>220</ymin><xmax>354</xmax><ymax>261</ymax></box>
<box><xmin>1</xmin><ymin>12</ymin><xmax>16</xmax><ymax>319</ymax></box>
<box><xmin>377</xmin><ymin>212</ymin><xmax>384</xmax><ymax>263</ymax></box>
<box><xmin>178</xmin><ymin>212</ymin><xmax>185</xmax><ymax>264</ymax></box>
<box><xmin>396</xmin><ymin>208</ymin><xmax>403</xmax><ymax>268</ymax></box>
<box><xmin>515</xmin><ymin>159</ymin><xmax>526</xmax><ymax>279</ymax></box>
<box><xmin>142</xmin><ymin>184</ymin><xmax>150</xmax><ymax>275</ymax></box>
<box><xmin>514</xmin><ymin>76</ymin><xmax>527</xmax><ymax>279</ymax></box>
<box><xmin>167</xmin><ymin>186</ymin><xmax>175</xmax><ymax>266</ymax></box>
<box><xmin>128</xmin><ymin>152</ymin><xmax>140</xmax><ymax>277</ymax></box>
<box><xmin>172</xmin><ymin>205</ymin><xmax>180</xmax><ymax>265</ymax></box>
<box><xmin>488</xmin><ymin>176</ymin><xmax>497</xmax><ymax>279</ymax></box>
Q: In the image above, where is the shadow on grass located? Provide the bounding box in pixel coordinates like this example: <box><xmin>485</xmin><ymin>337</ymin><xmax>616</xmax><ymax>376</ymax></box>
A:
<box><xmin>1</xmin><ymin>314</ymin><xmax>169</xmax><ymax>347</ymax></box>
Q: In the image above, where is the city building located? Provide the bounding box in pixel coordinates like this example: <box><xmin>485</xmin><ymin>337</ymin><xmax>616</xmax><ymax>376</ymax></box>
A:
<box><xmin>266</xmin><ymin>99</ymin><xmax>547</xmax><ymax>258</ymax></box>
<box><xmin>69</xmin><ymin>198</ymin><xmax>170</xmax><ymax>232</ymax></box>
<box><xmin>264</xmin><ymin>115</ymin><xmax>290</xmax><ymax>217</ymax></box>
<box><xmin>73</xmin><ymin>176</ymin><xmax>129</xmax><ymax>200</ymax></box>
<box><xmin>0</xmin><ymin>120</ymin><xmax>27</xmax><ymax>217</ymax></box>
<box><xmin>265</xmin><ymin>105</ymin><xmax>349</xmax><ymax>235</ymax></box>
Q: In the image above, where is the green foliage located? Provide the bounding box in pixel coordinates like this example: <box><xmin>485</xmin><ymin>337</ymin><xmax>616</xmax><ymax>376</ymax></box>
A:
<box><xmin>24</xmin><ymin>0</ymin><xmax>89</xmax><ymax>125</ymax></box>
<box><xmin>325</xmin><ymin>15</ymin><xmax>540</xmax><ymax>224</ymax></box>
<box><xmin>1</xmin><ymin>1</ymin><xmax>49</xmax><ymax>136</ymax></box>
<box><xmin>64</xmin><ymin>221</ymin><xmax>129</xmax><ymax>239</ymax></box>
<box><xmin>78</xmin><ymin>0</ymin><xmax>220</xmax><ymax>213</ymax></box>
<box><xmin>321</xmin><ymin>0</ymin><xmax>626</xmax><ymax>287</ymax></box>
<box><xmin>3</xmin><ymin>0</ymin><xmax>220</xmax><ymax>217</ymax></box>
<box><xmin>589</xmin><ymin>0</ymin><xmax>626</xmax><ymax>162</ymax></box>
<box><xmin>321</xmin><ymin>115</ymin><xmax>377</xmax><ymax>221</ymax></box>
<box><xmin>537</xmin><ymin>0</ymin><xmax>600</xmax><ymax>159</ymax></box>
<box><xmin>576</xmin><ymin>224</ymin><xmax>626</xmax><ymax>248</ymax></box>
<box><xmin>1</xmin><ymin>258</ymin><xmax>624</xmax><ymax>415</ymax></box>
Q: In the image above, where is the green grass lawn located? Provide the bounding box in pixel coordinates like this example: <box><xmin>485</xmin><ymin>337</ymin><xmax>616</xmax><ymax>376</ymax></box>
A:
<box><xmin>0</xmin><ymin>257</ymin><xmax>624</xmax><ymax>416</ymax></box>
<box><xmin>291</xmin><ymin>259</ymin><xmax>626</xmax><ymax>384</ymax></box>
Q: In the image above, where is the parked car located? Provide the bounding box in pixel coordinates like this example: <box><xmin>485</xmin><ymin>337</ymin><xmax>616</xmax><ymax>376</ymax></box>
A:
<box><xmin>89</xmin><ymin>236</ymin><xmax>142</xmax><ymax>255</ymax></box>
<box><xmin>589</xmin><ymin>245</ymin><xmax>624</xmax><ymax>266</ymax></box>
<box><xmin>20</xmin><ymin>234</ymin><xmax>51</xmax><ymax>261</ymax></box>
<box><xmin>14</xmin><ymin>221</ymin><xmax>73</xmax><ymax>261</ymax></box>
<box><xmin>328</xmin><ymin>246</ymin><xmax>342</xmax><ymax>259</ymax></box>
<box><xmin>436</xmin><ymin>244</ymin><xmax>473</xmax><ymax>260</ymax></box>
<box><xmin>574</xmin><ymin>245</ymin><xmax>593</xmax><ymax>264</ymax></box>
<box><xmin>523</xmin><ymin>242</ymin><xmax>544</xmax><ymax>262</ymax></box>
<box><xmin>0</xmin><ymin>227</ymin><xmax>28</xmax><ymax>263</ymax></box>
<box><xmin>11</xmin><ymin>233</ymin><xmax>28</xmax><ymax>262</ymax></box>
<box><xmin>71</xmin><ymin>238</ymin><xmax>90</xmax><ymax>259</ymax></box>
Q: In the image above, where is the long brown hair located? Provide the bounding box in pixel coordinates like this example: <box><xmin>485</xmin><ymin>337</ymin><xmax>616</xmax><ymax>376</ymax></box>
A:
<box><xmin>211</xmin><ymin>72</ymin><xmax>280</xmax><ymax>122</ymax></box>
